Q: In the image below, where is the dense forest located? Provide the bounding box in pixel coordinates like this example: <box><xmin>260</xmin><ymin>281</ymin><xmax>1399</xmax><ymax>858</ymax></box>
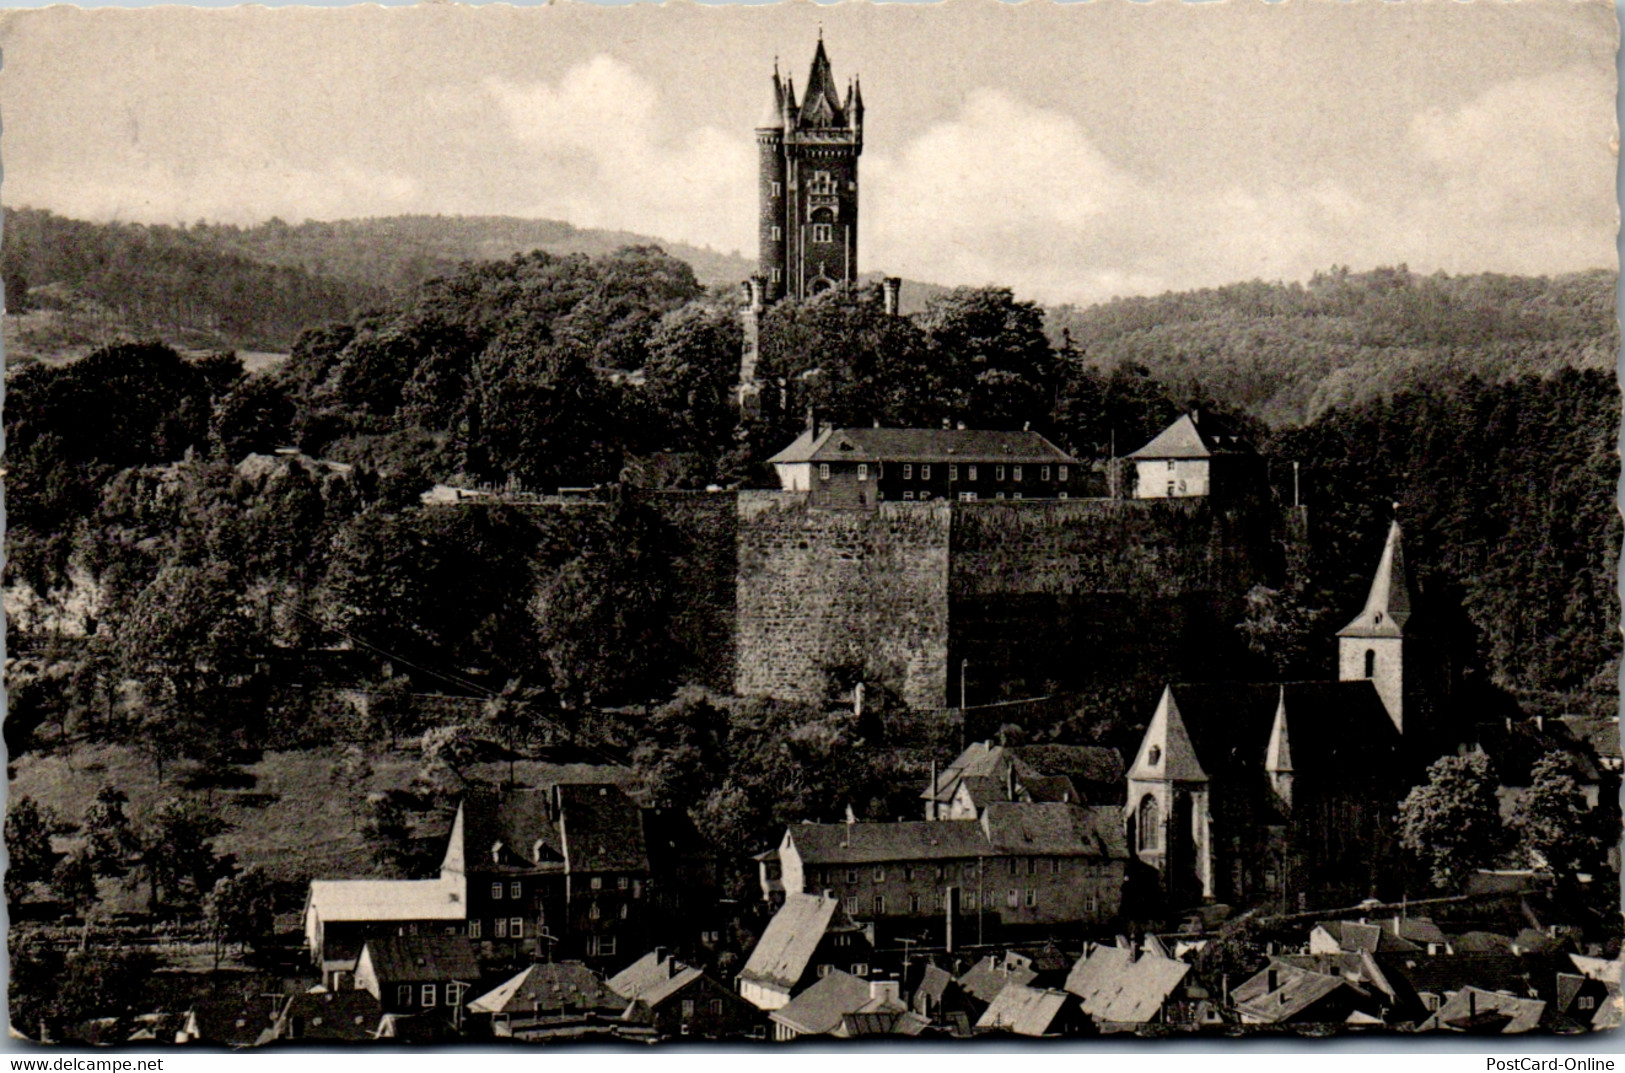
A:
<box><xmin>1053</xmin><ymin>266</ymin><xmax>1618</xmax><ymax>425</ymax></box>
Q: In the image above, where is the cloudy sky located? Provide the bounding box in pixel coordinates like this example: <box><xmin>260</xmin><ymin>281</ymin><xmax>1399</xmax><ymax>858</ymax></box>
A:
<box><xmin>1</xmin><ymin>1</ymin><xmax>1616</xmax><ymax>304</ymax></box>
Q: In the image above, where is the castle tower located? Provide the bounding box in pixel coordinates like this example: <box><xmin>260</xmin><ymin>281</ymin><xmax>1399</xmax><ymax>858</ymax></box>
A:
<box><xmin>758</xmin><ymin>38</ymin><xmax>863</xmax><ymax>303</ymax></box>
<box><xmin>1337</xmin><ymin>516</ymin><xmax>1413</xmax><ymax>733</ymax></box>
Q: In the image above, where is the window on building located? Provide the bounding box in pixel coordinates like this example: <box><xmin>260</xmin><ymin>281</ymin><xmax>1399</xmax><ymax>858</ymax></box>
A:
<box><xmin>818</xmin><ymin>964</ymin><xmax>834</xmax><ymax>978</ymax></box>
<box><xmin>1580</xmin><ymin>996</ymin><xmax>1597</xmax><ymax>1011</ymax></box>
<box><xmin>921</xmin><ymin>464</ymin><xmax>931</xmax><ymax>480</ymax></box>
<box><xmin>996</xmin><ymin>465</ymin><xmax>1005</xmax><ymax>481</ymax></box>
<box><xmin>510</xmin><ymin>881</ymin><xmax>521</xmax><ymax>900</ymax></box>
<box><xmin>1264</xmin><ymin>869</ymin><xmax>1279</xmax><ymax>892</ymax></box>
<box><xmin>772</xmin><ymin>225</ymin><xmax>782</xmax><ymax>240</ymax></box>
<box><xmin>963</xmin><ymin>862</ymin><xmax>977</xmax><ymax>878</ymax></box>
<box><xmin>510</xmin><ymin>918</ymin><xmax>524</xmax><ymax>938</ymax></box>
<box><xmin>902</xmin><ymin>464</ymin><xmax>913</xmax><ymax>480</ymax></box>
<box><xmin>1041</xmin><ymin>466</ymin><xmax>1051</xmax><ymax>481</ymax></box>
<box><xmin>1084</xmin><ymin>890</ymin><xmax>1098</xmax><ymax>915</ymax></box>
<box><xmin>1025</xmin><ymin>889</ymin><xmax>1037</xmax><ymax>908</ymax></box>
<box><xmin>422</xmin><ymin>984</ymin><xmax>437</xmax><ymax>1008</ymax></box>
<box><xmin>1006</xmin><ymin>889</ymin><xmax>1020</xmax><ymax>908</ymax></box>
<box><xmin>949</xmin><ymin>464</ymin><xmax>959</xmax><ymax>481</ymax></box>
<box><xmin>812</xmin><ymin>223</ymin><xmax>833</xmax><ymax>243</ymax></box>
<box><xmin>852</xmin><ymin>964</ymin><xmax>869</xmax><ymax>977</ymax></box>
<box><xmin>772</xmin><ymin>181</ymin><xmax>783</xmax><ymax>197</ymax></box>
<box><xmin>1028</xmin><ymin>858</ymin><xmax>1038</xmax><ymax>875</ymax></box>
<box><xmin>1138</xmin><ymin>797</ymin><xmax>1162</xmax><ymax>852</ymax></box>
<box><xmin>904</xmin><ymin>865</ymin><xmax>915</xmax><ymax>881</ymax></box>
<box><xmin>468</xmin><ymin>919</ymin><xmax>482</xmax><ymax>939</ymax></box>
<box><xmin>591</xmin><ymin>876</ymin><xmax>603</xmax><ymax>891</ymax></box>
<box><xmin>845</xmin><ymin>897</ymin><xmax>859</xmax><ymax>915</ymax></box>
<box><xmin>772</xmin><ymin>268</ymin><xmax>782</xmax><ymax>283</ymax></box>
<box><xmin>1013</xmin><ymin>466</ymin><xmax>1023</xmax><ymax>482</ymax></box>
<box><xmin>874</xmin><ymin>895</ymin><xmax>886</xmax><ymax>915</ymax></box>
<box><xmin>1167</xmin><ymin>460</ymin><xmax>1176</xmax><ymax>470</ymax></box>
<box><xmin>968</xmin><ymin>465</ymin><xmax>978</xmax><ymax>481</ymax></box>
<box><xmin>494</xmin><ymin>918</ymin><xmax>508</xmax><ymax>938</ymax></box>
<box><xmin>591</xmin><ymin>936</ymin><xmax>617</xmax><ymax>957</ymax></box>
<box><xmin>904</xmin><ymin>491</ymin><xmax>915</xmax><ymax>501</ymax></box>
<box><xmin>1364</xmin><ymin>649</ymin><xmax>1376</xmax><ymax>678</ymax></box>
<box><xmin>1059</xmin><ymin>465</ymin><xmax>1069</xmax><ymax>481</ymax></box>
<box><xmin>618</xmin><ymin>876</ymin><xmax>629</xmax><ymax>890</ymax></box>
<box><xmin>959</xmin><ymin>492</ymin><xmax>978</xmax><ymax>502</ymax></box>
<box><xmin>1059</xmin><ymin>492</ymin><xmax>1069</xmax><ymax>500</ymax></box>
<box><xmin>1012</xmin><ymin>493</ymin><xmax>1022</xmax><ymax>501</ymax></box>
<box><xmin>1167</xmin><ymin>483</ymin><xmax>1177</xmax><ymax>497</ymax></box>
<box><xmin>1050</xmin><ymin>859</ymin><xmax>1060</xmax><ymax>874</ymax></box>
<box><xmin>873</xmin><ymin>866</ymin><xmax>885</xmax><ymax>882</ymax></box>
<box><xmin>711</xmin><ymin>999</ymin><xmax>724</xmax><ymax>1017</ymax></box>
<box><xmin>633</xmin><ymin>880</ymin><xmax>643</xmax><ymax>899</ymax></box>
<box><xmin>620</xmin><ymin>903</ymin><xmax>630</xmax><ymax>920</ymax></box>
<box><xmin>846</xmin><ymin>869</ymin><xmax>858</xmax><ymax>883</ymax></box>
<box><xmin>936</xmin><ymin>865</ymin><xmax>946</xmax><ymax>880</ymax></box>
<box><xmin>857</xmin><ymin>464</ymin><xmax>869</xmax><ymax>482</ymax></box>
<box><xmin>910</xmin><ymin>893</ymin><xmax>922</xmax><ymax>913</ymax></box>
<box><xmin>589</xmin><ymin>901</ymin><xmax>603</xmax><ymax>920</ymax></box>
<box><xmin>810</xmin><ymin>171</ymin><xmax>836</xmax><ymax>195</ymax></box>
<box><xmin>1009</xmin><ymin>858</ymin><xmax>1020</xmax><ymax>876</ymax></box>
<box><xmin>682</xmin><ymin>998</ymin><xmax>696</xmax><ymax>1019</ymax></box>
<box><xmin>996</xmin><ymin>492</ymin><xmax>1006</xmax><ymax>500</ymax></box>
<box><xmin>492</xmin><ymin>883</ymin><xmax>503</xmax><ymax>900</ymax></box>
<box><xmin>820</xmin><ymin>463</ymin><xmax>831</xmax><ymax>481</ymax></box>
<box><xmin>397</xmin><ymin>985</ymin><xmax>413</xmax><ymax>1007</ymax></box>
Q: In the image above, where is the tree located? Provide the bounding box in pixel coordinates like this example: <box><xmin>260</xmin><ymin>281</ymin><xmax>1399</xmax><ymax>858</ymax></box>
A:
<box><xmin>917</xmin><ymin>286</ymin><xmax>1056</xmax><ymax>430</ymax></box>
<box><xmin>81</xmin><ymin>786</ymin><xmax>137</xmax><ymax>880</ymax></box>
<box><xmin>1398</xmin><ymin>752</ymin><xmax>1509</xmax><ymax>891</ymax></box>
<box><xmin>329</xmin><ymin>743</ymin><xmax>376</xmax><ymax>824</ymax></box>
<box><xmin>638</xmin><ymin>301</ymin><xmax>744</xmax><ymax>458</ymax></box>
<box><xmin>132</xmin><ymin>795</ymin><xmax>229</xmax><ymax>911</ymax></box>
<box><xmin>1511</xmin><ymin>753</ymin><xmax>1602</xmax><ymax>881</ymax></box>
<box><xmin>361</xmin><ymin>791</ymin><xmax>417</xmax><ymax>876</ymax></box>
<box><xmin>418</xmin><ymin>724</ymin><xmax>487</xmax><ymax>791</ymax></box>
<box><xmin>1235</xmin><ymin>585</ymin><xmax>1331</xmax><ymax>679</ymax></box>
<box><xmin>5</xmin><ymin>797</ymin><xmax>59</xmax><ymax>907</ymax></box>
<box><xmin>51</xmin><ymin>851</ymin><xmax>100</xmax><ymax>918</ymax></box>
<box><xmin>202</xmin><ymin>867</ymin><xmax>276</xmax><ymax>969</ymax></box>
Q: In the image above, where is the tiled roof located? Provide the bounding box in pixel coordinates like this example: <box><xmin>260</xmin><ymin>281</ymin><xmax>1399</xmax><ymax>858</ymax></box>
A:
<box><xmin>983</xmin><ymin>802</ymin><xmax>1129</xmax><ymax>860</ymax></box>
<box><xmin>913</xmin><ymin>963</ymin><xmax>958</xmax><ymax>1012</ymax></box>
<box><xmin>361</xmin><ymin>935</ymin><xmax>480</xmax><ymax>986</ymax></box>
<box><xmin>974</xmin><ymin>984</ymin><xmax>1076</xmax><ymax>1036</ymax></box>
<box><xmin>1420</xmin><ymin>987</ymin><xmax>1546</xmax><ymax>1034</ymax></box>
<box><xmin>1064</xmin><ymin>946</ymin><xmax>1190</xmax><ymax>1023</ymax></box>
<box><xmin>768</xmin><ymin>427</ymin><xmax>1077</xmax><ymax>466</ymax></box>
<box><xmin>770</xmin><ymin>970</ymin><xmax>872</xmax><ymax>1037</ymax></box>
<box><xmin>1386</xmin><ymin>954</ymin><xmax>1535</xmax><ymax>998</ymax></box>
<box><xmin>959</xmin><ymin>955</ymin><xmax>1036</xmax><ymax>1004</ymax></box>
<box><xmin>557</xmin><ymin>784</ymin><xmax>650</xmax><ymax>873</ymax></box>
<box><xmin>634</xmin><ymin>966</ymin><xmax>708</xmax><ymax>1010</ymax></box>
<box><xmin>1278</xmin><ymin>952</ymin><xmax>1396</xmax><ymax>1002</ymax></box>
<box><xmin>1127</xmin><ymin>411</ymin><xmax>1253</xmax><ymax>460</ymax></box>
<box><xmin>927</xmin><ymin>743</ymin><xmax>1125</xmax><ymax>808</ymax></box>
<box><xmin>607</xmin><ymin>951</ymin><xmax>676</xmax><ymax>1001</ymax></box>
<box><xmin>468</xmin><ymin>962</ymin><xmax>623</xmax><ymax>1016</ymax></box>
<box><xmin>788</xmin><ymin>804</ymin><xmax>1125</xmax><ymax>866</ymax></box>
<box><xmin>1233</xmin><ymin>960</ymin><xmax>1352</xmax><ymax>1024</ymax></box>
<box><xmin>274</xmin><ymin>990</ymin><xmax>383</xmax><ymax>1042</ymax></box>
<box><xmin>738</xmin><ymin>892</ymin><xmax>841</xmax><ymax>992</ymax></box>
<box><xmin>306</xmin><ymin>876</ymin><xmax>466</xmax><ymax>923</ymax></box>
<box><xmin>1315</xmin><ymin>920</ymin><xmax>1421</xmax><ymax>955</ymax></box>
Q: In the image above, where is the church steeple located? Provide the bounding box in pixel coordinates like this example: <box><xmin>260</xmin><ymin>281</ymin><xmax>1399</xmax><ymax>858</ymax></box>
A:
<box><xmin>1338</xmin><ymin>513</ymin><xmax>1414</xmax><ymax>733</ymax></box>
<box><xmin>798</xmin><ymin>38</ymin><xmax>847</xmax><ymax>128</ymax></box>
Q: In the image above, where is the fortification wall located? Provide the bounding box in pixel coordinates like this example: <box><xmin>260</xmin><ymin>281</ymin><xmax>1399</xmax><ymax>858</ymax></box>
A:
<box><xmin>733</xmin><ymin>492</ymin><xmax>951</xmax><ymax>709</ymax></box>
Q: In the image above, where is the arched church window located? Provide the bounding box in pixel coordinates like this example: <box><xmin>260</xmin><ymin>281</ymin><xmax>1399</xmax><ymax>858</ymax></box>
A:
<box><xmin>1364</xmin><ymin>649</ymin><xmax>1376</xmax><ymax>678</ymax></box>
<box><xmin>1137</xmin><ymin>797</ymin><xmax>1161</xmax><ymax>852</ymax></box>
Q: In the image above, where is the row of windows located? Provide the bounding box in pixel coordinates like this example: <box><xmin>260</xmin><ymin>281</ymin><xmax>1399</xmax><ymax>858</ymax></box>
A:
<box><xmin>397</xmin><ymin>982</ymin><xmax>466</xmax><ymax>1008</ymax></box>
<box><xmin>769</xmin><ymin>173</ymin><xmax>855</xmax><ymax>198</ymax></box>
<box><xmin>843</xmin><ymin>889</ymin><xmax>1044</xmax><ymax>915</ymax></box>
<box><xmin>490</xmin><ymin>876</ymin><xmax>636</xmax><ymax>900</ymax></box>
<box><xmin>817</xmin><ymin>463</ymin><xmax>1070</xmax><ymax>483</ymax></box>
<box><xmin>904</xmin><ymin>491</ymin><xmax>1070</xmax><ymax>501</ymax></box>
<box><xmin>818</xmin><ymin>963</ymin><xmax>870</xmax><ymax>979</ymax></box>
<box><xmin>772</xmin><ymin>224</ymin><xmax>843</xmax><ymax>244</ymax></box>
<box><xmin>468</xmin><ymin>917</ymin><xmax>528</xmax><ymax>939</ymax></box>
<box><xmin>830</xmin><ymin>858</ymin><xmax>1065</xmax><ymax>885</ymax></box>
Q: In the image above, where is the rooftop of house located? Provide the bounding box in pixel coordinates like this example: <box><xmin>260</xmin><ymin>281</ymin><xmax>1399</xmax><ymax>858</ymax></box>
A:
<box><xmin>1420</xmin><ymin>986</ymin><xmax>1547</xmax><ymax>1034</ymax></box>
<box><xmin>607</xmin><ymin>950</ymin><xmax>678</xmax><ymax>1002</ymax></box>
<box><xmin>770</xmin><ymin>970</ymin><xmax>873</xmax><ymax>1037</ymax></box>
<box><xmin>925</xmin><ymin>741</ymin><xmax>1125</xmax><ymax>808</ymax></box>
<box><xmin>445</xmin><ymin>783</ymin><xmax>693</xmax><ymax>878</ymax></box>
<box><xmin>632</xmin><ymin>966</ymin><xmax>710</xmax><ymax>1011</ymax></box>
<box><xmin>1314</xmin><ymin>920</ymin><xmax>1423</xmax><ymax>956</ymax></box>
<box><xmin>361</xmin><ymin>934</ymin><xmax>481</xmax><ymax>986</ymax></box>
<box><xmin>767</xmin><ymin>426</ymin><xmax>1078</xmax><ymax>467</ymax></box>
<box><xmin>786</xmin><ymin>803</ymin><xmax>1127</xmax><ymax>866</ymax></box>
<box><xmin>1277</xmin><ymin>952</ymin><xmax>1397</xmax><ymax>1003</ymax></box>
<box><xmin>273</xmin><ymin>990</ymin><xmax>383</xmax><ymax>1043</ymax></box>
<box><xmin>974</xmin><ymin>984</ymin><xmax>1077</xmax><ymax>1036</ymax></box>
<box><xmin>1064</xmin><ymin>944</ymin><xmax>1191</xmax><ymax>1024</ymax></box>
<box><xmin>184</xmin><ymin>994</ymin><xmax>287</xmax><ymax>1047</ymax></box>
<box><xmin>1127</xmin><ymin>410</ymin><xmax>1254</xmax><ymax>461</ymax></box>
<box><xmin>1233</xmin><ymin>960</ymin><xmax>1359</xmax><ymax>1024</ymax></box>
<box><xmin>737</xmin><ymin>892</ymin><xmax>857</xmax><ymax>992</ymax></box>
<box><xmin>1382</xmin><ymin>953</ymin><xmax>1538</xmax><ymax>999</ymax></box>
<box><xmin>468</xmin><ymin>961</ymin><xmax>624</xmax><ymax>1017</ymax></box>
<box><xmin>306</xmin><ymin>876</ymin><xmax>467</xmax><ymax>924</ymax></box>
<box><xmin>959</xmin><ymin>955</ymin><xmax>1037</xmax><ymax>1005</ymax></box>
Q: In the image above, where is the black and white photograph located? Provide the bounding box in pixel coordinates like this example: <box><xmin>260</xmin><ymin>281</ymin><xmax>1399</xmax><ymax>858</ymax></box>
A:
<box><xmin>0</xmin><ymin>0</ymin><xmax>1620</xmax><ymax>1051</ymax></box>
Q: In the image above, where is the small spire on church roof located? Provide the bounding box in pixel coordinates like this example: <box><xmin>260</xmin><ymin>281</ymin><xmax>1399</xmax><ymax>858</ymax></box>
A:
<box><xmin>757</xmin><ymin>69</ymin><xmax>785</xmax><ymax>130</ymax></box>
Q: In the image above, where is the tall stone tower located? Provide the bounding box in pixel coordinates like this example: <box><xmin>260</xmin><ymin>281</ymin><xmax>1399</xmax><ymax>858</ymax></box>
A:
<box><xmin>755</xmin><ymin>38</ymin><xmax>863</xmax><ymax>303</ymax></box>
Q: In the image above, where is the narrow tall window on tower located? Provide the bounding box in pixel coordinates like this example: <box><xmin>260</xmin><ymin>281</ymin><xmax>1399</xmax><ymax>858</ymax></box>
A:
<box><xmin>1365</xmin><ymin>649</ymin><xmax>1376</xmax><ymax>678</ymax></box>
<box><xmin>812</xmin><ymin>223</ymin><xmax>833</xmax><ymax>243</ymax></box>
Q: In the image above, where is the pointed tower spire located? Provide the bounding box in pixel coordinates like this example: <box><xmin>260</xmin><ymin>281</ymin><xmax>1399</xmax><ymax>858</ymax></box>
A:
<box><xmin>798</xmin><ymin>36</ymin><xmax>847</xmax><ymax>128</ymax></box>
<box><xmin>1338</xmin><ymin>512</ymin><xmax>1411</xmax><ymax>639</ymax></box>
<box><xmin>757</xmin><ymin>69</ymin><xmax>785</xmax><ymax>130</ymax></box>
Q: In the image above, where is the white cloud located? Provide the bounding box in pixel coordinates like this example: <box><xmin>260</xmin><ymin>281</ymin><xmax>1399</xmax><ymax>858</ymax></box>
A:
<box><xmin>484</xmin><ymin>57</ymin><xmax>755</xmax><ymax>254</ymax></box>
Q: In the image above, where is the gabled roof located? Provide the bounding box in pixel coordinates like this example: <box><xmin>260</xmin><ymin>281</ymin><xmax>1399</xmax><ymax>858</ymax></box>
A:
<box><xmin>1338</xmin><ymin>519</ymin><xmax>1412</xmax><ymax>639</ymax></box>
<box><xmin>633</xmin><ymin>966</ymin><xmax>710</xmax><ymax>1010</ymax></box>
<box><xmin>767</xmin><ymin>427</ymin><xmax>1077</xmax><ymax>466</ymax></box>
<box><xmin>306</xmin><ymin>876</ymin><xmax>466</xmax><ymax>924</ymax></box>
<box><xmin>468</xmin><ymin>962</ymin><xmax>623</xmax><ymax>1017</ymax></box>
<box><xmin>982</xmin><ymin>803</ymin><xmax>1129</xmax><ymax>860</ymax></box>
<box><xmin>1420</xmin><ymin>987</ymin><xmax>1546</xmax><ymax>1034</ymax></box>
<box><xmin>1314</xmin><ymin>920</ymin><xmax>1421</xmax><ymax>956</ymax></box>
<box><xmin>1131</xmin><ymin>682</ymin><xmax>1401</xmax><ymax>786</ymax></box>
<box><xmin>360</xmin><ymin>935</ymin><xmax>480</xmax><ymax>986</ymax></box>
<box><xmin>959</xmin><ymin>955</ymin><xmax>1036</xmax><ymax>1004</ymax></box>
<box><xmin>558</xmin><ymin>784</ymin><xmax>650</xmax><ymax>873</ymax></box>
<box><xmin>1127</xmin><ymin>411</ymin><xmax>1253</xmax><ymax>461</ymax></box>
<box><xmin>1386</xmin><ymin>954</ymin><xmax>1535</xmax><ymax>998</ymax></box>
<box><xmin>787</xmin><ymin>820</ymin><xmax>989</xmax><ymax>864</ymax></box>
<box><xmin>273</xmin><ymin>990</ymin><xmax>383</xmax><ymax>1043</ymax></box>
<box><xmin>1278</xmin><ymin>952</ymin><xmax>1397</xmax><ymax>1002</ymax></box>
<box><xmin>450</xmin><ymin>783</ymin><xmax>658</xmax><ymax>877</ymax></box>
<box><xmin>770</xmin><ymin>970</ymin><xmax>871</xmax><ymax>1036</ymax></box>
<box><xmin>974</xmin><ymin>985</ymin><xmax>1077</xmax><ymax>1037</ymax></box>
<box><xmin>738</xmin><ymin>892</ymin><xmax>847</xmax><ymax>992</ymax></box>
<box><xmin>1233</xmin><ymin>959</ymin><xmax>1356</xmax><ymax>1024</ymax></box>
<box><xmin>926</xmin><ymin>742</ymin><xmax>1124</xmax><ymax>808</ymax></box>
<box><xmin>1064</xmin><ymin>946</ymin><xmax>1190</xmax><ymax>1023</ymax></box>
<box><xmin>607</xmin><ymin>951</ymin><xmax>676</xmax><ymax>1001</ymax></box>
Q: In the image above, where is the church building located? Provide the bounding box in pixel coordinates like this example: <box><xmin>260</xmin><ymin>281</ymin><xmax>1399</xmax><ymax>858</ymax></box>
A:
<box><xmin>1124</xmin><ymin>519</ymin><xmax>1433</xmax><ymax>912</ymax></box>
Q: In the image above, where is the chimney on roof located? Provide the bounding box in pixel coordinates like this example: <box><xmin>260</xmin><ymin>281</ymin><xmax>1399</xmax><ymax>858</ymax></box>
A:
<box><xmin>807</xmin><ymin>405</ymin><xmax>818</xmax><ymax>436</ymax></box>
<box><xmin>1468</xmin><ymin>990</ymin><xmax>1477</xmax><ymax>1018</ymax></box>
<box><xmin>1266</xmin><ymin>967</ymin><xmax>1279</xmax><ymax>994</ymax></box>
<box><xmin>1393</xmin><ymin>915</ymin><xmax>1402</xmax><ymax>936</ymax></box>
